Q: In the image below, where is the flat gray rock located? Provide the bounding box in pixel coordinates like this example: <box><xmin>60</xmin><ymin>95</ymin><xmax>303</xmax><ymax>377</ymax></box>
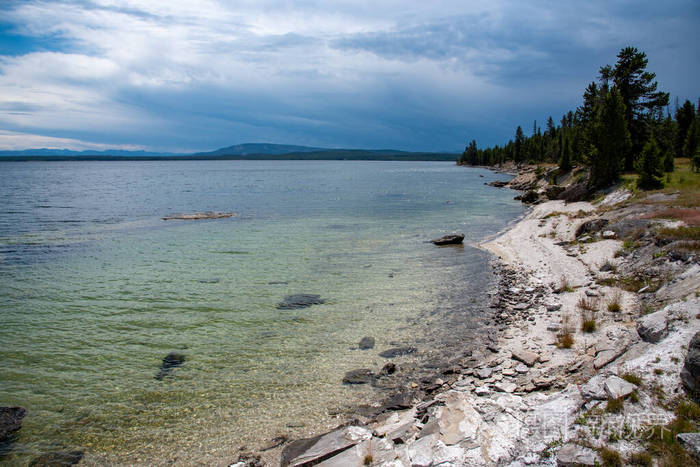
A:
<box><xmin>580</xmin><ymin>375</ymin><xmax>607</xmax><ymax>400</ymax></box>
<box><xmin>379</xmin><ymin>346</ymin><xmax>417</xmax><ymax>358</ymax></box>
<box><xmin>342</xmin><ymin>369</ymin><xmax>374</xmax><ymax>385</ymax></box>
<box><xmin>281</xmin><ymin>426</ymin><xmax>372</xmax><ymax>467</ymax></box>
<box><xmin>358</xmin><ymin>336</ymin><xmax>375</xmax><ymax>350</ymax></box>
<box><xmin>604</xmin><ymin>375</ymin><xmax>637</xmax><ymax>399</ymax></box>
<box><xmin>511</xmin><ymin>348</ymin><xmax>539</xmax><ymax>367</ymax></box>
<box><xmin>495</xmin><ymin>381</ymin><xmax>517</xmax><ymax>393</ymax></box>
<box><xmin>556</xmin><ymin>443</ymin><xmax>598</xmax><ymax>466</ymax></box>
<box><xmin>476</xmin><ymin>367</ymin><xmax>493</xmax><ymax>379</ymax></box>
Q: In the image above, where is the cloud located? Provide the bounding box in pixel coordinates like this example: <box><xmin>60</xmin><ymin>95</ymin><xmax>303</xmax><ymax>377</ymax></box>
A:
<box><xmin>0</xmin><ymin>0</ymin><xmax>698</xmax><ymax>151</ymax></box>
<box><xmin>0</xmin><ymin>129</ymin><xmax>145</xmax><ymax>150</ymax></box>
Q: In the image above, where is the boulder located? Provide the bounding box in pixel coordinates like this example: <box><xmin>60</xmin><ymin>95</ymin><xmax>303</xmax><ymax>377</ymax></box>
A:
<box><xmin>556</xmin><ymin>443</ymin><xmax>598</xmax><ymax>466</ymax></box>
<box><xmin>681</xmin><ymin>331</ymin><xmax>700</xmax><ymax>395</ymax></box>
<box><xmin>277</xmin><ymin>294</ymin><xmax>325</xmax><ymax>310</ymax></box>
<box><xmin>545</xmin><ymin>185</ymin><xmax>566</xmax><ymax>200</ymax></box>
<box><xmin>511</xmin><ymin>348</ymin><xmax>539</xmax><ymax>367</ymax></box>
<box><xmin>519</xmin><ymin>190</ymin><xmax>540</xmax><ymax>204</ymax></box>
<box><xmin>155</xmin><ymin>352</ymin><xmax>185</xmax><ymax>380</ymax></box>
<box><xmin>580</xmin><ymin>375</ymin><xmax>607</xmax><ymax>400</ymax></box>
<box><xmin>559</xmin><ymin>183</ymin><xmax>590</xmax><ymax>203</ymax></box>
<box><xmin>0</xmin><ymin>406</ymin><xmax>27</xmax><ymax>441</ymax></box>
<box><xmin>29</xmin><ymin>451</ymin><xmax>84</xmax><ymax>466</ymax></box>
<box><xmin>637</xmin><ymin>310</ymin><xmax>669</xmax><ymax>343</ymax></box>
<box><xmin>280</xmin><ymin>426</ymin><xmax>372</xmax><ymax>467</ymax></box>
<box><xmin>575</xmin><ymin>219</ymin><xmax>609</xmax><ymax>237</ymax></box>
<box><xmin>604</xmin><ymin>375</ymin><xmax>637</xmax><ymax>399</ymax></box>
<box><xmin>358</xmin><ymin>337</ymin><xmax>375</xmax><ymax>350</ymax></box>
<box><xmin>602</xmin><ymin>230</ymin><xmax>617</xmax><ymax>239</ymax></box>
<box><xmin>431</xmin><ymin>233</ymin><xmax>465</xmax><ymax>246</ymax></box>
<box><xmin>379</xmin><ymin>347</ymin><xmax>417</xmax><ymax>358</ymax></box>
<box><xmin>476</xmin><ymin>367</ymin><xmax>493</xmax><ymax>379</ymax></box>
<box><xmin>342</xmin><ymin>369</ymin><xmax>374</xmax><ymax>385</ymax></box>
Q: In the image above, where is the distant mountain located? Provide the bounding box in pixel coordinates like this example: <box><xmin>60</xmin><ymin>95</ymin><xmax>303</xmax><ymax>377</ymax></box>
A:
<box><xmin>0</xmin><ymin>143</ymin><xmax>459</xmax><ymax>161</ymax></box>
<box><xmin>195</xmin><ymin>143</ymin><xmax>327</xmax><ymax>156</ymax></box>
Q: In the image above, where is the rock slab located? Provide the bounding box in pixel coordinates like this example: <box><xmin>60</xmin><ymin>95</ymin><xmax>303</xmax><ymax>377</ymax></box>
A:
<box><xmin>677</xmin><ymin>432</ymin><xmax>700</xmax><ymax>459</ymax></box>
<box><xmin>556</xmin><ymin>443</ymin><xmax>598</xmax><ymax>466</ymax></box>
<box><xmin>511</xmin><ymin>348</ymin><xmax>539</xmax><ymax>367</ymax></box>
<box><xmin>604</xmin><ymin>375</ymin><xmax>637</xmax><ymax>399</ymax></box>
<box><xmin>281</xmin><ymin>426</ymin><xmax>372</xmax><ymax>467</ymax></box>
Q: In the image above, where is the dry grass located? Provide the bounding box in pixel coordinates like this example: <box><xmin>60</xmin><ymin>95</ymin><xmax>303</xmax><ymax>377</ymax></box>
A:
<box><xmin>556</xmin><ymin>332</ymin><xmax>574</xmax><ymax>349</ymax></box>
<box><xmin>643</xmin><ymin>208</ymin><xmax>700</xmax><ymax>226</ymax></box>
<box><xmin>607</xmin><ymin>290</ymin><xmax>623</xmax><ymax>312</ymax></box>
<box><xmin>657</xmin><ymin>226</ymin><xmax>700</xmax><ymax>241</ymax></box>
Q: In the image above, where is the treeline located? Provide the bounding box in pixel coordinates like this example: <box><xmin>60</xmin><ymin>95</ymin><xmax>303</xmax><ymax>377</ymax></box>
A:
<box><xmin>460</xmin><ymin>47</ymin><xmax>700</xmax><ymax>189</ymax></box>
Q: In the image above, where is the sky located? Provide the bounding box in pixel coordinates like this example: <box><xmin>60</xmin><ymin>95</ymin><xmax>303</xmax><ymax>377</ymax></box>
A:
<box><xmin>0</xmin><ymin>1</ymin><xmax>698</xmax><ymax>153</ymax></box>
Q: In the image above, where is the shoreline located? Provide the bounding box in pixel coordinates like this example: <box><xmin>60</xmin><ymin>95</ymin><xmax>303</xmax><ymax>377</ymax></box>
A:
<box><xmin>261</xmin><ymin>164</ymin><xmax>700</xmax><ymax>467</ymax></box>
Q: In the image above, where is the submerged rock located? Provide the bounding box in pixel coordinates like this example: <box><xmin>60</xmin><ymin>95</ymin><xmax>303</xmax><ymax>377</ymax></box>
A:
<box><xmin>155</xmin><ymin>352</ymin><xmax>185</xmax><ymax>380</ymax></box>
<box><xmin>431</xmin><ymin>233</ymin><xmax>465</xmax><ymax>246</ymax></box>
<box><xmin>358</xmin><ymin>336</ymin><xmax>375</xmax><ymax>350</ymax></box>
<box><xmin>277</xmin><ymin>294</ymin><xmax>325</xmax><ymax>310</ymax></box>
<box><xmin>342</xmin><ymin>369</ymin><xmax>375</xmax><ymax>385</ymax></box>
<box><xmin>379</xmin><ymin>347</ymin><xmax>417</xmax><ymax>358</ymax></box>
<box><xmin>0</xmin><ymin>406</ymin><xmax>26</xmax><ymax>442</ymax></box>
<box><xmin>162</xmin><ymin>211</ymin><xmax>234</xmax><ymax>221</ymax></box>
<box><xmin>29</xmin><ymin>450</ymin><xmax>84</xmax><ymax>466</ymax></box>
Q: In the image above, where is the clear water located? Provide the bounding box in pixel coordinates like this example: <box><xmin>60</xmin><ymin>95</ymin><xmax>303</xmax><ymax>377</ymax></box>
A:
<box><xmin>0</xmin><ymin>160</ymin><xmax>522</xmax><ymax>465</ymax></box>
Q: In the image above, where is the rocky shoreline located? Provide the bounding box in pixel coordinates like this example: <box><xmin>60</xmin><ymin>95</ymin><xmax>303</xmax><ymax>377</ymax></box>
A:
<box><xmin>224</xmin><ymin>163</ymin><xmax>700</xmax><ymax>467</ymax></box>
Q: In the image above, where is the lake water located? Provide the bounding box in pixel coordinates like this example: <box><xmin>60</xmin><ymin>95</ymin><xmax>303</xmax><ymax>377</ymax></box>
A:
<box><xmin>0</xmin><ymin>160</ymin><xmax>522</xmax><ymax>465</ymax></box>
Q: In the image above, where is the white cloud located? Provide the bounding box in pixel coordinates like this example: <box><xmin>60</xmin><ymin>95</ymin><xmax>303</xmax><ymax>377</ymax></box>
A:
<box><xmin>0</xmin><ymin>129</ymin><xmax>144</xmax><ymax>151</ymax></box>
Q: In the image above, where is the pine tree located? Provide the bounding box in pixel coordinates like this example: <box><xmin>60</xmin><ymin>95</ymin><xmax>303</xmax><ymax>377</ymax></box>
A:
<box><xmin>676</xmin><ymin>100</ymin><xmax>696</xmax><ymax>156</ymax></box>
<box><xmin>684</xmin><ymin>119</ymin><xmax>699</xmax><ymax>161</ymax></box>
<box><xmin>636</xmin><ymin>132</ymin><xmax>664</xmax><ymax>189</ymax></box>
<box><xmin>559</xmin><ymin>137</ymin><xmax>572</xmax><ymax>173</ymax></box>
<box><xmin>514</xmin><ymin>126</ymin><xmax>525</xmax><ymax>163</ymax></box>
<box><xmin>662</xmin><ymin>149</ymin><xmax>674</xmax><ymax>173</ymax></box>
<box><xmin>599</xmin><ymin>47</ymin><xmax>669</xmax><ymax>170</ymax></box>
<box><xmin>588</xmin><ymin>87</ymin><xmax>631</xmax><ymax>187</ymax></box>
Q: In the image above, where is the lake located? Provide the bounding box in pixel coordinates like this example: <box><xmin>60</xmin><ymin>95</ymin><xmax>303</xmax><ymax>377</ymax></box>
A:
<box><xmin>0</xmin><ymin>160</ymin><xmax>522</xmax><ymax>465</ymax></box>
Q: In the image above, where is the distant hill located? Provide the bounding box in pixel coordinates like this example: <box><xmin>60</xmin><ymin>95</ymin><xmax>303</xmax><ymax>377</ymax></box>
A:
<box><xmin>195</xmin><ymin>143</ymin><xmax>327</xmax><ymax>156</ymax></box>
<box><xmin>0</xmin><ymin>143</ymin><xmax>458</xmax><ymax>161</ymax></box>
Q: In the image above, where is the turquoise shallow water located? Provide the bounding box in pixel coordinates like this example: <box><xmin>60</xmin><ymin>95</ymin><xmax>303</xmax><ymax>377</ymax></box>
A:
<box><xmin>0</xmin><ymin>160</ymin><xmax>522</xmax><ymax>465</ymax></box>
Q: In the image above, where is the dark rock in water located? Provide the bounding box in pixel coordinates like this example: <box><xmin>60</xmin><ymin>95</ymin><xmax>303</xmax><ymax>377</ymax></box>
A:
<box><xmin>0</xmin><ymin>407</ymin><xmax>26</xmax><ymax>442</ymax></box>
<box><xmin>431</xmin><ymin>233</ymin><xmax>464</xmax><ymax>246</ymax></box>
<box><xmin>155</xmin><ymin>352</ymin><xmax>185</xmax><ymax>380</ymax></box>
<box><xmin>519</xmin><ymin>190</ymin><xmax>540</xmax><ymax>204</ymax></box>
<box><xmin>29</xmin><ymin>450</ymin><xmax>84</xmax><ymax>466</ymax></box>
<box><xmin>487</xmin><ymin>180</ymin><xmax>509</xmax><ymax>188</ymax></box>
<box><xmin>576</xmin><ymin>219</ymin><xmax>609</xmax><ymax>237</ymax></box>
<box><xmin>277</xmin><ymin>294</ymin><xmax>325</xmax><ymax>310</ymax></box>
<box><xmin>342</xmin><ymin>369</ymin><xmax>375</xmax><ymax>385</ymax></box>
<box><xmin>380</xmin><ymin>362</ymin><xmax>397</xmax><ymax>376</ymax></box>
<box><xmin>559</xmin><ymin>183</ymin><xmax>590</xmax><ymax>203</ymax></box>
<box><xmin>379</xmin><ymin>347</ymin><xmax>417</xmax><ymax>358</ymax></box>
<box><xmin>682</xmin><ymin>331</ymin><xmax>700</xmax><ymax>396</ymax></box>
<box><xmin>358</xmin><ymin>336</ymin><xmax>375</xmax><ymax>350</ymax></box>
<box><xmin>162</xmin><ymin>211</ymin><xmax>234</xmax><ymax>221</ymax></box>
